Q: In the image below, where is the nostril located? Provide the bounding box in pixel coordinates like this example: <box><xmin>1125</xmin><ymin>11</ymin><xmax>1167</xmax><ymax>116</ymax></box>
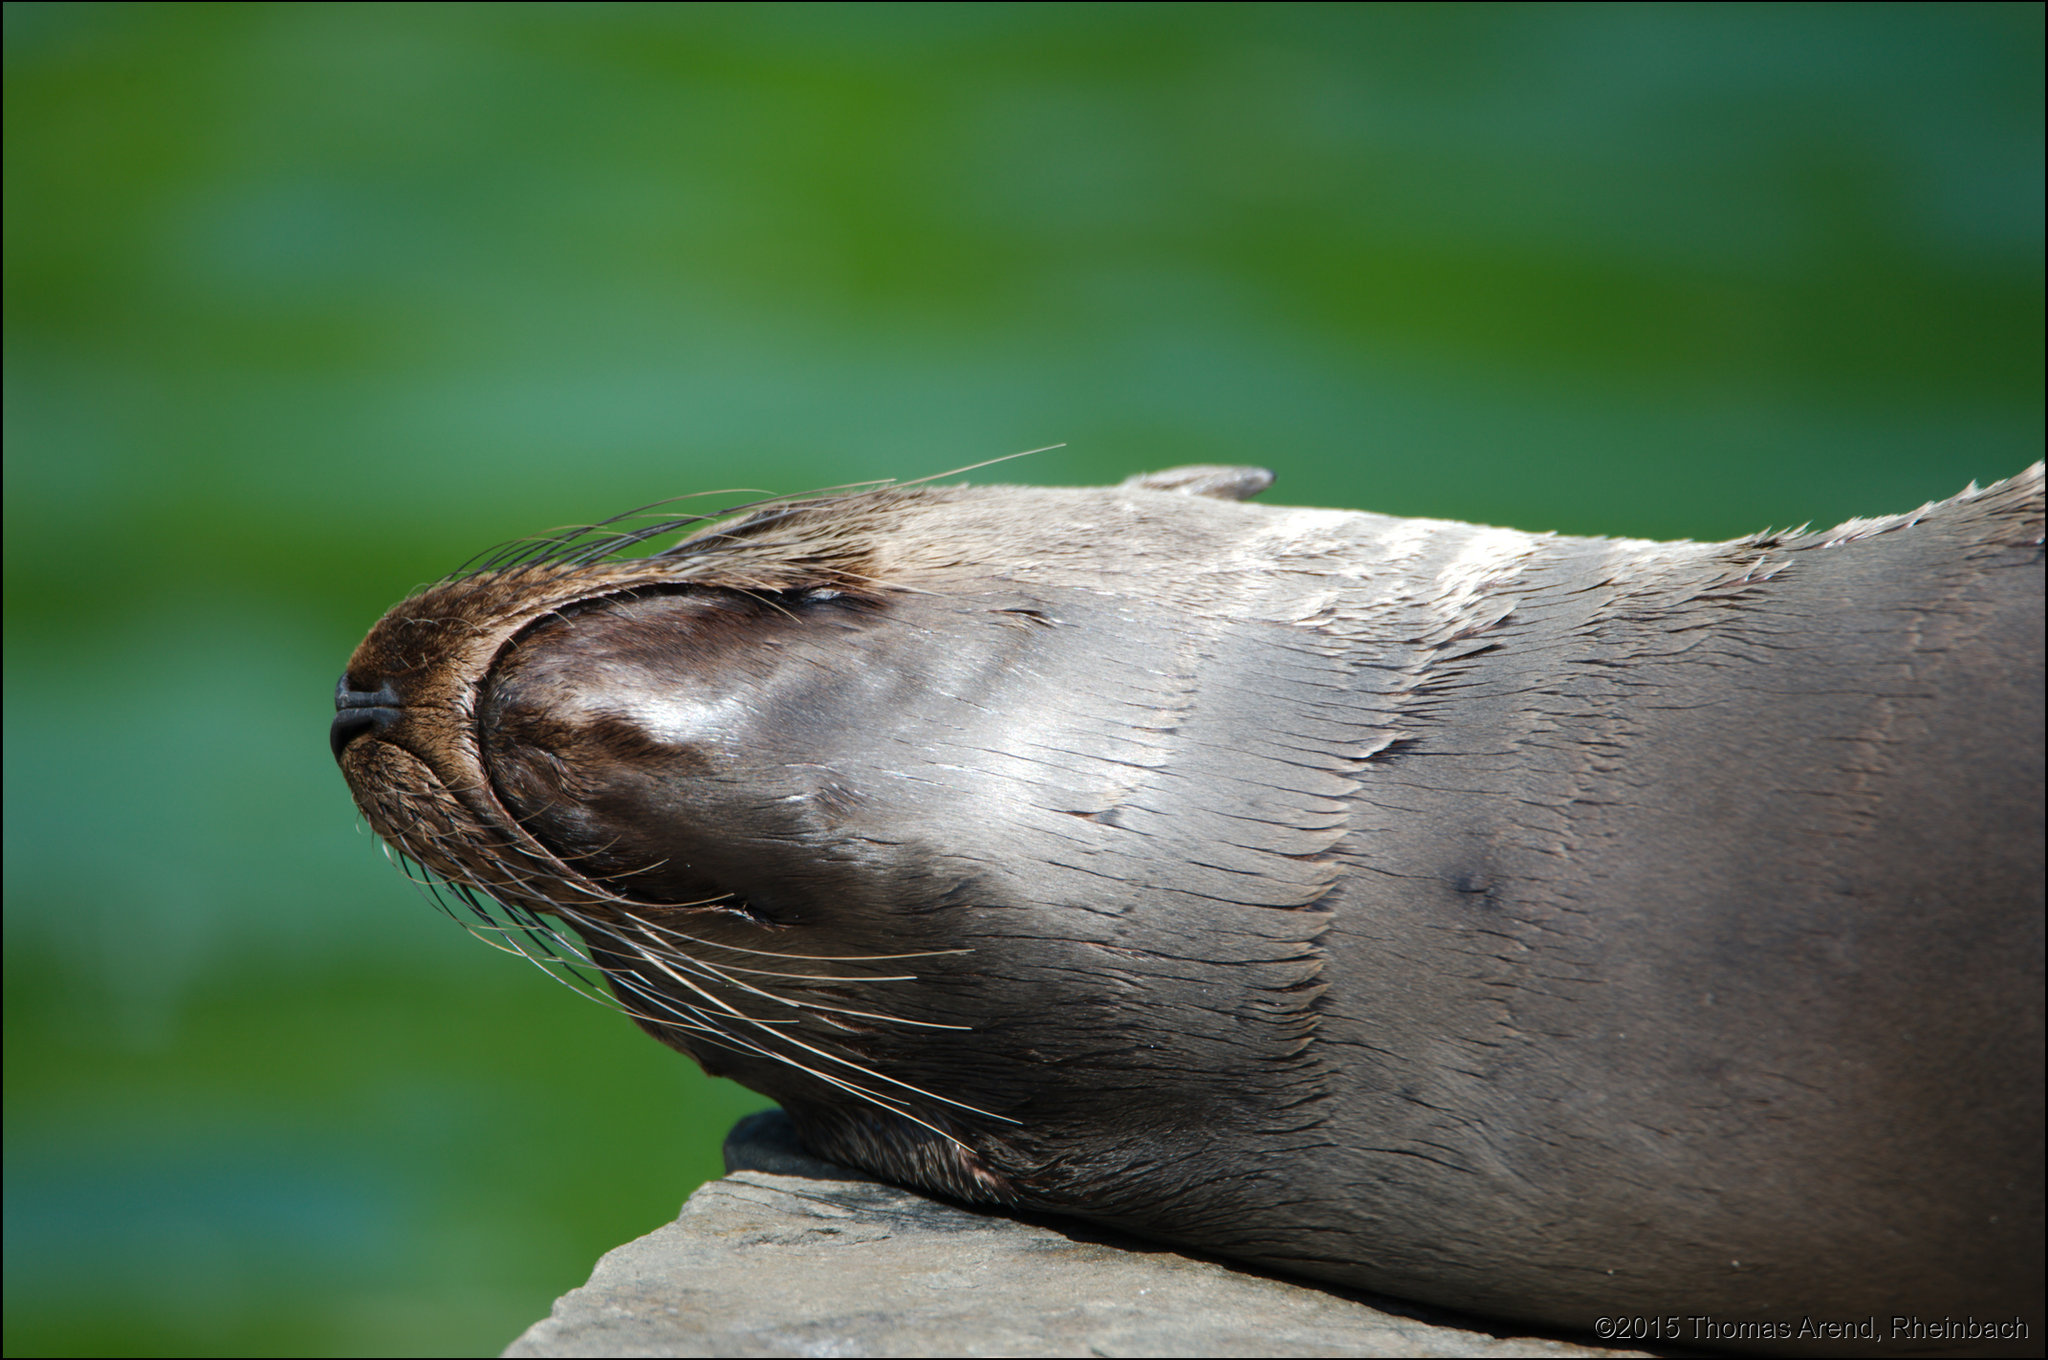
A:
<box><xmin>330</xmin><ymin>706</ymin><xmax>396</xmax><ymax>762</ymax></box>
<box><xmin>332</xmin><ymin>675</ymin><xmax>405</xmax><ymax>764</ymax></box>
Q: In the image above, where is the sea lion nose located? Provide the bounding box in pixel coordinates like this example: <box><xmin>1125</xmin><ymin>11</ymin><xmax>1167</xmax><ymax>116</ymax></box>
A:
<box><xmin>331</xmin><ymin>675</ymin><xmax>405</xmax><ymax>764</ymax></box>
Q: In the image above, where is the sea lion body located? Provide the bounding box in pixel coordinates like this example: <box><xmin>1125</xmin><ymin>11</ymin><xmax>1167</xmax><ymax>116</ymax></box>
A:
<box><xmin>336</xmin><ymin>465</ymin><xmax>2044</xmax><ymax>1353</ymax></box>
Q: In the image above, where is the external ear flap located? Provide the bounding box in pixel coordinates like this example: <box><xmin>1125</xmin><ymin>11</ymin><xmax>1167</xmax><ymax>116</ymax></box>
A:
<box><xmin>1120</xmin><ymin>465</ymin><xmax>1275</xmax><ymax>501</ymax></box>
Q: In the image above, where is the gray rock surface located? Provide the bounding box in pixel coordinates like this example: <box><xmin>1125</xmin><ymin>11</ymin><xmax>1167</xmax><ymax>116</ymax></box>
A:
<box><xmin>503</xmin><ymin>1111</ymin><xmax>1651</xmax><ymax>1358</ymax></box>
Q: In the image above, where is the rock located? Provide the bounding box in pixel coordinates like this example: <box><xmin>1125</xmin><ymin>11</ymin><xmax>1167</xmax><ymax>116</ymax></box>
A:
<box><xmin>503</xmin><ymin>1111</ymin><xmax>1650</xmax><ymax>1358</ymax></box>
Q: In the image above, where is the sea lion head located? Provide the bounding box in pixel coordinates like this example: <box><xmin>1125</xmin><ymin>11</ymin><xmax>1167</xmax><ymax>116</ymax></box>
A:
<box><xmin>333</xmin><ymin>477</ymin><xmax>1333</xmax><ymax>1211</ymax></box>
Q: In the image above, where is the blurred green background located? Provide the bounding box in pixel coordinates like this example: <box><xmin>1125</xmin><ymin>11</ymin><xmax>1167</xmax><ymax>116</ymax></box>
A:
<box><xmin>4</xmin><ymin>3</ymin><xmax>2040</xmax><ymax>1355</ymax></box>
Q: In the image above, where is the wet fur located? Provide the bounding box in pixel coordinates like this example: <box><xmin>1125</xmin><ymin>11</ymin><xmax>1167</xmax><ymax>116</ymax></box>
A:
<box><xmin>337</xmin><ymin>464</ymin><xmax>2045</xmax><ymax>1353</ymax></box>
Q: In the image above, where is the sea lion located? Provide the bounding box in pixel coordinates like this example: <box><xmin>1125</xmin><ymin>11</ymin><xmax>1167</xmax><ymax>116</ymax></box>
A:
<box><xmin>334</xmin><ymin>464</ymin><xmax>2044</xmax><ymax>1354</ymax></box>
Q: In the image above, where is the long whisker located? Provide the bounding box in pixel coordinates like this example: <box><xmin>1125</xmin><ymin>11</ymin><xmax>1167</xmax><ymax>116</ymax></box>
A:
<box><xmin>378</xmin><ymin>840</ymin><xmax>1010</xmax><ymax>1130</ymax></box>
<box><xmin>559</xmin><ymin>907</ymin><xmax>976</xmax><ymax>1034</ymax></box>
<box><xmin>578</xmin><ymin>914</ymin><xmax>1011</xmax><ymax>1124</ymax></box>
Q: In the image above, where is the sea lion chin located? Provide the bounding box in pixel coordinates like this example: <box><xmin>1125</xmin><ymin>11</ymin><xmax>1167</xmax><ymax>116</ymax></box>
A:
<box><xmin>335</xmin><ymin>464</ymin><xmax>2045</xmax><ymax>1353</ymax></box>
